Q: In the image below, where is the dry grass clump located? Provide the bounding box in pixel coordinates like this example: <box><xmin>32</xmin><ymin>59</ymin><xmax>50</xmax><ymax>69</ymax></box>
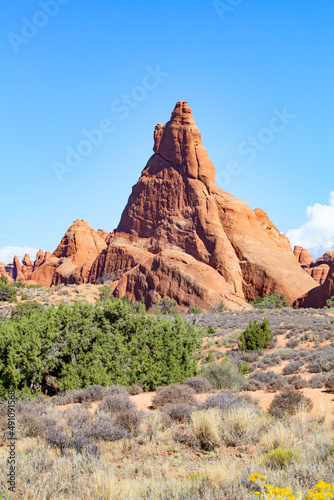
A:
<box><xmin>268</xmin><ymin>388</ymin><xmax>313</xmax><ymax>418</ymax></box>
<box><xmin>220</xmin><ymin>406</ymin><xmax>266</xmax><ymax>446</ymax></box>
<box><xmin>190</xmin><ymin>408</ymin><xmax>222</xmax><ymax>451</ymax></box>
<box><xmin>200</xmin><ymin>361</ymin><xmax>244</xmax><ymax>389</ymax></box>
<box><xmin>152</xmin><ymin>384</ymin><xmax>196</xmax><ymax>408</ymax></box>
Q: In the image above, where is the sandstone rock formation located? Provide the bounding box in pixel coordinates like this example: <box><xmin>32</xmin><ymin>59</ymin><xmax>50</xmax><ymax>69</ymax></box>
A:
<box><xmin>295</xmin><ymin>256</ymin><xmax>334</xmax><ymax>309</ymax></box>
<box><xmin>31</xmin><ymin>220</ymin><xmax>107</xmax><ymax>287</ymax></box>
<box><xmin>88</xmin><ymin>101</ymin><xmax>316</xmax><ymax>309</ymax></box>
<box><xmin>293</xmin><ymin>246</ymin><xmax>330</xmax><ymax>285</ymax></box>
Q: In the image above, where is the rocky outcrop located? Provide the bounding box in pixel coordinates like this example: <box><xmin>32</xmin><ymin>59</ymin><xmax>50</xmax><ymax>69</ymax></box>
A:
<box><xmin>88</xmin><ymin>101</ymin><xmax>316</xmax><ymax>309</ymax></box>
<box><xmin>31</xmin><ymin>219</ymin><xmax>107</xmax><ymax>287</ymax></box>
<box><xmin>293</xmin><ymin>246</ymin><xmax>330</xmax><ymax>285</ymax></box>
<box><xmin>295</xmin><ymin>257</ymin><xmax>334</xmax><ymax>309</ymax></box>
<box><xmin>97</xmin><ymin>229</ymin><xmax>109</xmax><ymax>241</ymax></box>
<box><xmin>254</xmin><ymin>209</ymin><xmax>293</xmax><ymax>255</ymax></box>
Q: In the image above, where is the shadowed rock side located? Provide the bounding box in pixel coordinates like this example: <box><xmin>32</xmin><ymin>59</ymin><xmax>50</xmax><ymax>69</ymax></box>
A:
<box><xmin>293</xmin><ymin>246</ymin><xmax>331</xmax><ymax>285</ymax></box>
<box><xmin>88</xmin><ymin>101</ymin><xmax>316</xmax><ymax>309</ymax></box>
<box><xmin>295</xmin><ymin>258</ymin><xmax>334</xmax><ymax>309</ymax></box>
<box><xmin>31</xmin><ymin>220</ymin><xmax>107</xmax><ymax>287</ymax></box>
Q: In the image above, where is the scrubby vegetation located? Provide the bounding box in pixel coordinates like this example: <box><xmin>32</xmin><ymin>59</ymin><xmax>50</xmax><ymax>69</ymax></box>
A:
<box><xmin>239</xmin><ymin>319</ymin><xmax>273</xmax><ymax>351</ymax></box>
<box><xmin>251</xmin><ymin>293</ymin><xmax>290</xmax><ymax>309</ymax></box>
<box><xmin>0</xmin><ymin>297</ymin><xmax>201</xmax><ymax>397</ymax></box>
<box><xmin>1</xmin><ymin>286</ymin><xmax>334</xmax><ymax>498</ymax></box>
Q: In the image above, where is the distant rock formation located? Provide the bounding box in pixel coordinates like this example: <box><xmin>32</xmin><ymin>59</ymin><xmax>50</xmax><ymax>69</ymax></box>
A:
<box><xmin>30</xmin><ymin>219</ymin><xmax>107</xmax><ymax>286</ymax></box>
<box><xmin>88</xmin><ymin>101</ymin><xmax>316</xmax><ymax>309</ymax></box>
<box><xmin>293</xmin><ymin>246</ymin><xmax>330</xmax><ymax>285</ymax></box>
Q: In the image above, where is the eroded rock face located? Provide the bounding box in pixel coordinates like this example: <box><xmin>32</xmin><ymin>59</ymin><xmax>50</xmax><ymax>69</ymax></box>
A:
<box><xmin>31</xmin><ymin>220</ymin><xmax>107</xmax><ymax>286</ymax></box>
<box><xmin>293</xmin><ymin>246</ymin><xmax>330</xmax><ymax>285</ymax></box>
<box><xmin>295</xmin><ymin>257</ymin><xmax>334</xmax><ymax>309</ymax></box>
<box><xmin>88</xmin><ymin>101</ymin><xmax>316</xmax><ymax>309</ymax></box>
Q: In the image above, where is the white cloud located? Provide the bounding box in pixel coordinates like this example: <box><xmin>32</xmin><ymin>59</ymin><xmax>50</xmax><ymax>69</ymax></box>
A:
<box><xmin>287</xmin><ymin>191</ymin><xmax>334</xmax><ymax>258</ymax></box>
<box><xmin>0</xmin><ymin>246</ymin><xmax>41</xmax><ymax>265</ymax></box>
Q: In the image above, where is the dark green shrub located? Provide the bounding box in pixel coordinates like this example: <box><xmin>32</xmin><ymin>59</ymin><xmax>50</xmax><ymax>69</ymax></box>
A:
<box><xmin>21</xmin><ymin>293</ymin><xmax>28</xmax><ymax>301</ymax></box>
<box><xmin>238</xmin><ymin>362</ymin><xmax>250</xmax><ymax>375</ymax></box>
<box><xmin>0</xmin><ymin>283</ymin><xmax>17</xmax><ymax>303</ymax></box>
<box><xmin>239</xmin><ymin>319</ymin><xmax>273</xmax><ymax>351</ymax></box>
<box><xmin>250</xmin><ymin>293</ymin><xmax>289</xmax><ymax>309</ymax></box>
<box><xmin>0</xmin><ymin>299</ymin><xmax>201</xmax><ymax>398</ymax></box>
<box><xmin>206</xmin><ymin>325</ymin><xmax>215</xmax><ymax>336</ymax></box>
<box><xmin>14</xmin><ymin>280</ymin><xmax>25</xmax><ymax>288</ymax></box>
<box><xmin>0</xmin><ymin>275</ymin><xmax>9</xmax><ymax>284</ymax></box>
<box><xmin>326</xmin><ymin>296</ymin><xmax>334</xmax><ymax>308</ymax></box>
<box><xmin>10</xmin><ymin>302</ymin><xmax>45</xmax><ymax>321</ymax></box>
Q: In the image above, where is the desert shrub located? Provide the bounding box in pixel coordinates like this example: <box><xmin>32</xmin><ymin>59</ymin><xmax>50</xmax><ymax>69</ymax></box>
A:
<box><xmin>57</xmin><ymin>389</ymin><xmax>89</xmax><ymax>405</ymax></box>
<box><xmin>85</xmin><ymin>384</ymin><xmax>106</xmax><ymax>401</ymax></box>
<box><xmin>245</xmin><ymin>370</ymin><xmax>287</xmax><ymax>392</ymax></box>
<box><xmin>282</xmin><ymin>360</ymin><xmax>304</xmax><ymax>375</ymax></box>
<box><xmin>209</xmin><ymin>301</ymin><xmax>225</xmax><ymax>313</ymax></box>
<box><xmin>286</xmin><ymin>375</ymin><xmax>308</xmax><ymax>390</ymax></box>
<box><xmin>145</xmin><ymin>411</ymin><xmax>172</xmax><ymax>441</ymax></box>
<box><xmin>10</xmin><ymin>302</ymin><xmax>45</xmax><ymax>321</ymax></box>
<box><xmin>17</xmin><ymin>411</ymin><xmax>46</xmax><ymax>438</ymax></box>
<box><xmin>202</xmin><ymin>350</ymin><xmax>215</xmax><ymax>364</ymax></box>
<box><xmin>0</xmin><ymin>283</ymin><xmax>17</xmax><ymax>303</ymax></box>
<box><xmin>201</xmin><ymin>361</ymin><xmax>244</xmax><ymax>389</ymax></box>
<box><xmin>98</xmin><ymin>285</ymin><xmax>112</xmax><ymax>304</ymax></box>
<box><xmin>152</xmin><ymin>384</ymin><xmax>196</xmax><ymax>408</ymax></box>
<box><xmin>201</xmin><ymin>390</ymin><xmax>258</xmax><ymax>412</ymax></box>
<box><xmin>156</xmin><ymin>298</ymin><xmax>178</xmax><ymax>315</ymax></box>
<box><xmin>63</xmin><ymin>406</ymin><xmax>92</xmax><ymax>430</ymax></box>
<box><xmin>128</xmin><ymin>384</ymin><xmax>143</xmax><ymax>395</ymax></box>
<box><xmin>238</xmin><ymin>362</ymin><xmax>250</xmax><ymax>375</ymax></box>
<box><xmin>20</xmin><ymin>293</ymin><xmax>28</xmax><ymax>301</ymax></box>
<box><xmin>242</xmin><ymin>379</ymin><xmax>265</xmax><ymax>391</ymax></box>
<box><xmin>91</xmin><ymin>415</ymin><xmax>130</xmax><ymax>441</ymax></box>
<box><xmin>326</xmin><ymin>296</ymin><xmax>334</xmax><ymax>308</ymax></box>
<box><xmin>0</xmin><ymin>299</ymin><xmax>201</xmax><ymax>397</ymax></box>
<box><xmin>183</xmin><ymin>377</ymin><xmax>213</xmax><ymax>394</ymax></box>
<box><xmin>309</xmin><ymin>373</ymin><xmax>327</xmax><ymax>388</ymax></box>
<box><xmin>98</xmin><ymin>392</ymin><xmax>135</xmax><ymax>414</ymax></box>
<box><xmin>325</xmin><ymin>372</ymin><xmax>334</xmax><ymax>392</ymax></box>
<box><xmin>286</xmin><ymin>338</ymin><xmax>300</xmax><ymax>349</ymax></box>
<box><xmin>250</xmin><ymin>293</ymin><xmax>289</xmax><ymax>309</ymax></box>
<box><xmin>45</xmin><ymin>426</ymin><xmax>70</xmax><ymax>455</ymax></box>
<box><xmin>190</xmin><ymin>408</ymin><xmax>222</xmax><ymax>451</ymax></box>
<box><xmin>0</xmin><ymin>275</ymin><xmax>9</xmax><ymax>284</ymax></box>
<box><xmin>221</xmin><ymin>406</ymin><xmax>263</xmax><ymax>446</ymax></box>
<box><xmin>206</xmin><ymin>325</ymin><xmax>215</xmax><ymax>336</ymax></box>
<box><xmin>239</xmin><ymin>319</ymin><xmax>273</xmax><ymax>351</ymax></box>
<box><xmin>188</xmin><ymin>304</ymin><xmax>203</xmax><ymax>315</ymax></box>
<box><xmin>218</xmin><ymin>329</ymin><xmax>243</xmax><ymax>348</ymax></box>
<box><xmin>263</xmin><ymin>447</ymin><xmax>296</xmax><ymax>469</ymax></box>
<box><xmin>113</xmin><ymin>409</ymin><xmax>142</xmax><ymax>435</ymax></box>
<box><xmin>13</xmin><ymin>280</ymin><xmax>25</xmax><ymax>288</ymax></box>
<box><xmin>161</xmin><ymin>403</ymin><xmax>193</xmax><ymax>423</ymax></box>
<box><xmin>268</xmin><ymin>388</ymin><xmax>313</xmax><ymax>418</ymax></box>
<box><xmin>262</xmin><ymin>354</ymin><xmax>281</xmax><ymax>367</ymax></box>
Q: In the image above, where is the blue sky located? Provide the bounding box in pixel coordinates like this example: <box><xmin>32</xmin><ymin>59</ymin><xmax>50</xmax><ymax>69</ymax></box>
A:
<box><xmin>1</xmin><ymin>0</ymin><xmax>334</xmax><ymax>264</ymax></box>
